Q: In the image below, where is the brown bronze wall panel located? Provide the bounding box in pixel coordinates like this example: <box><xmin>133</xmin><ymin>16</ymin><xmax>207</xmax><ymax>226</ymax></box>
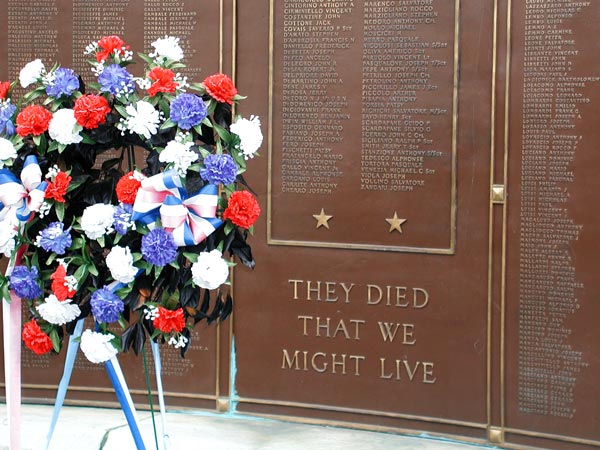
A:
<box><xmin>234</xmin><ymin>0</ymin><xmax>494</xmax><ymax>438</ymax></box>
<box><xmin>0</xmin><ymin>0</ymin><xmax>229</xmax><ymax>410</ymax></box>
<box><xmin>268</xmin><ymin>0</ymin><xmax>459</xmax><ymax>252</ymax></box>
<box><xmin>505</xmin><ymin>0</ymin><xmax>600</xmax><ymax>448</ymax></box>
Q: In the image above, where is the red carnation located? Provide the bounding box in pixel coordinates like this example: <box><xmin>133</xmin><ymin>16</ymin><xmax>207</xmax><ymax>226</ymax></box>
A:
<box><xmin>45</xmin><ymin>171</ymin><xmax>72</xmax><ymax>202</ymax></box>
<box><xmin>0</xmin><ymin>81</ymin><xmax>11</xmax><ymax>100</ymax></box>
<box><xmin>96</xmin><ymin>35</ymin><xmax>129</xmax><ymax>62</ymax></box>
<box><xmin>16</xmin><ymin>105</ymin><xmax>52</xmax><ymax>137</ymax></box>
<box><xmin>116</xmin><ymin>171</ymin><xmax>143</xmax><ymax>205</ymax></box>
<box><xmin>153</xmin><ymin>307</ymin><xmax>185</xmax><ymax>333</ymax></box>
<box><xmin>147</xmin><ymin>67</ymin><xmax>178</xmax><ymax>97</ymax></box>
<box><xmin>51</xmin><ymin>264</ymin><xmax>76</xmax><ymax>301</ymax></box>
<box><xmin>223</xmin><ymin>190</ymin><xmax>261</xmax><ymax>229</ymax></box>
<box><xmin>203</xmin><ymin>73</ymin><xmax>238</xmax><ymax>105</ymax></box>
<box><xmin>22</xmin><ymin>319</ymin><xmax>53</xmax><ymax>355</ymax></box>
<box><xmin>73</xmin><ymin>94</ymin><xmax>111</xmax><ymax>129</ymax></box>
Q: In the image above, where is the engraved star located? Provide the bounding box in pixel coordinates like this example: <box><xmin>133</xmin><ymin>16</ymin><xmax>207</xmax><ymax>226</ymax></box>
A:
<box><xmin>313</xmin><ymin>208</ymin><xmax>333</xmax><ymax>229</ymax></box>
<box><xmin>386</xmin><ymin>212</ymin><xmax>407</xmax><ymax>233</ymax></box>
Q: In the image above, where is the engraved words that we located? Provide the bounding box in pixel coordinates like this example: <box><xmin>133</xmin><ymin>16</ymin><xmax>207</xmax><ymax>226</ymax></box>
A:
<box><xmin>281</xmin><ymin>279</ymin><xmax>437</xmax><ymax>384</ymax></box>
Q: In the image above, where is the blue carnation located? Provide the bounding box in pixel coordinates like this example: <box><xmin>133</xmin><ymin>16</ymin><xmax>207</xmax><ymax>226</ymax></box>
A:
<box><xmin>98</xmin><ymin>64</ymin><xmax>134</xmax><ymax>95</ymax></box>
<box><xmin>45</xmin><ymin>68</ymin><xmax>80</xmax><ymax>98</ymax></box>
<box><xmin>10</xmin><ymin>266</ymin><xmax>42</xmax><ymax>300</ymax></box>
<box><xmin>200</xmin><ymin>153</ymin><xmax>237</xmax><ymax>185</ymax></box>
<box><xmin>91</xmin><ymin>286</ymin><xmax>124</xmax><ymax>323</ymax></box>
<box><xmin>170</xmin><ymin>93</ymin><xmax>208</xmax><ymax>130</ymax></box>
<box><xmin>0</xmin><ymin>103</ymin><xmax>16</xmax><ymax>136</ymax></box>
<box><xmin>141</xmin><ymin>228</ymin><xmax>178</xmax><ymax>266</ymax></box>
<box><xmin>36</xmin><ymin>222</ymin><xmax>72</xmax><ymax>255</ymax></box>
<box><xmin>114</xmin><ymin>203</ymin><xmax>133</xmax><ymax>235</ymax></box>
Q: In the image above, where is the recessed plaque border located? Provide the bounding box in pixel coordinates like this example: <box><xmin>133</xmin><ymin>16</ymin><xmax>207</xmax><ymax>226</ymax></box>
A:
<box><xmin>266</xmin><ymin>0</ymin><xmax>460</xmax><ymax>255</ymax></box>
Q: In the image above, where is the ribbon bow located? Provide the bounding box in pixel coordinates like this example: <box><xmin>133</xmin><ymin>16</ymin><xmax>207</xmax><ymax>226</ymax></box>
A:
<box><xmin>132</xmin><ymin>170</ymin><xmax>222</xmax><ymax>247</ymax></box>
<box><xmin>0</xmin><ymin>155</ymin><xmax>48</xmax><ymax>222</ymax></box>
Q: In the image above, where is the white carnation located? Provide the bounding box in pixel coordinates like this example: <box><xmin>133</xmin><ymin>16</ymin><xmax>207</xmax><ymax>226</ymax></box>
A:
<box><xmin>150</xmin><ymin>36</ymin><xmax>184</xmax><ymax>62</ymax></box>
<box><xmin>159</xmin><ymin>140</ymin><xmax>197</xmax><ymax>175</ymax></box>
<box><xmin>106</xmin><ymin>246</ymin><xmax>138</xmax><ymax>284</ymax></box>
<box><xmin>19</xmin><ymin>59</ymin><xmax>45</xmax><ymax>88</ymax></box>
<box><xmin>48</xmin><ymin>109</ymin><xmax>83</xmax><ymax>145</ymax></box>
<box><xmin>36</xmin><ymin>295</ymin><xmax>81</xmax><ymax>325</ymax></box>
<box><xmin>80</xmin><ymin>203</ymin><xmax>115</xmax><ymax>240</ymax></box>
<box><xmin>0</xmin><ymin>138</ymin><xmax>17</xmax><ymax>168</ymax></box>
<box><xmin>191</xmin><ymin>249</ymin><xmax>229</xmax><ymax>290</ymax></box>
<box><xmin>121</xmin><ymin>101</ymin><xmax>161</xmax><ymax>139</ymax></box>
<box><xmin>0</xmin><ymin>210</ymin><xmax>18</xmax><ymax>257</ymax></box>
<box><xmin>80</xmin><ymin>330</ymin><xmax>118</xmax><ymax>364</ymax></box>
<box><xmin>230</xmin><ymin>115</ymin><xmax>263</xmax><ymax>160</ymax></box>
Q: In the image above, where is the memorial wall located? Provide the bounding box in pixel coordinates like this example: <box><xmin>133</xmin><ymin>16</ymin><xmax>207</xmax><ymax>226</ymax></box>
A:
<box><xmin>2</xmin><ymin>1</ymin><xmax>600</xmax><ymax>449</ymax></box>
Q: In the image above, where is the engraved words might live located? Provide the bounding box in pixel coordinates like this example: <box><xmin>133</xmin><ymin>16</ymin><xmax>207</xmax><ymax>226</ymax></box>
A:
<box><xmin>281</xmin><ymin>279</ymin><xmax>436</xmax><ymax>384</ymax></box>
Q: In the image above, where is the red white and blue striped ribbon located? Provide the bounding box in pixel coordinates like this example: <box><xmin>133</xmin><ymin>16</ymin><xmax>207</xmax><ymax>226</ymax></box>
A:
<box><xmin>132</xmin><ymin>169</ymin><xmax>222</xmax><ymax>246</ymax></box>
<box><xmin>0</xmin><ymin>155</ymin><xmax>48</xmax><ymax>222</ymax></box>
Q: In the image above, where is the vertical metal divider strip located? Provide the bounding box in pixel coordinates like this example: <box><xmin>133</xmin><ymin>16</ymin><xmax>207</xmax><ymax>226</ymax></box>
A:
<box><xmin>215</xmin><ymin>0</ymin><xmax>225</xmax><ymax>407</ymax></box>
<box><xmin>450</xmin><ymin>0</ymin><xmax>460</xmax><ymax>253</ymax></box>
<box><xmin>267</xmin><ymin>0</ymin><xmax>274</xmax><ymax>243</ymax></box>
<box><xmin>487</xmin><ymin>0</ymin><xmax>499</xmax><ymax>433</ymax></box>
<box><xmin>228</xmin><ymin>0</ymin><xmax>238</xmax><ymax>411</ymax></box>
<box><xmin>501</xmin><ymin>0</ymin><xmax>513</xmax><ymax>433</ymax></box>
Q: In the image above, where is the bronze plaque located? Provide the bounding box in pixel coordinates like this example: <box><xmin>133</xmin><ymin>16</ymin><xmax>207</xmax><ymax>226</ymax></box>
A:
<box><xmin>504</xmin><ymin>1</ymin><xmax>600</xmax><ymax>449</ymax></box>
<box><xmin>269</xmin><ymin>0</ymin><xmax>458</xmax><ymax>252</ymax></box>
<box><xmin>0</xmin><ymin>0</ymin><xmax>233</xmax><ymax>410</ymax></box>
<box><xmin>233</xmin><ymin>0</ymin><xmax>493</xmax><ymax>442</ymax></box>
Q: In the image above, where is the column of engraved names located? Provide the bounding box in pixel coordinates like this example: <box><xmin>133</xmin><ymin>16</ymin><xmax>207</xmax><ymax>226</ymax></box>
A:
<box><xmin>7</xmin><ymin>1</ymin><xmax>58</xmax><ymax>81</ymax></box>
<box><xmin>144</xmin><ymin>0</ymin><xmax>201</xmax><ymax>79</ymax></box>
<box><xmin>361</xmin><ymin>0</ymin><xmax>448</xmax><ymax>193</ymax></box>
<box><xmin>73</xmin><ymin>0</ymin><xmax>129</xmax><ymax>82</ymax></box>
<box><xmin>519</xmin><ymin>0</ymin><xmax>592</xmax><ymax>418</ymax></box>
<box><xmin>280</xmin><ymin>1</ymin><xmax>352</xmax><ymax>196</ymax></box>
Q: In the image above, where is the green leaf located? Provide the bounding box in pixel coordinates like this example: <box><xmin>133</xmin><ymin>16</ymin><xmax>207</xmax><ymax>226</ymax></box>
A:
<box><xmin>97</xmin><ymin>235</ymin><xmax>105</xmax><ymax>247</ymax></box>
<box><xmin>50</xmin><ymin>328</ymin><xmax>61</xmax><ymax>353</ymax></box>
<box><xmin>213</xmin><ymin>123</ymin><xmax>230</xmax><ymax>141</ymax></box>
<box><xmin>138</xmin><ymin>53</ymin><xmax>155</xmax><ymax>65</ymax></box>
<box><xmin>32</xmin><ymin>135</ymin><xmax>41</xmax><ymax>147</ymax></box>
<box><xmin>224</xmin><ymin>221</ymin><xmax>234</xmax><ymax>236</ymax></box>
<box><xmin>207</xmin><ymin>100</ymin><xmax>217</xmax><ymax>115</ymax></box>
<box><xmin>151</xmin><ymin>329</ymin><xmax>162</xmax><ymax>340</ymax></box>
<box><xmin>71</xmin><ymin>237</ymin><xmax>84</xmax><ymax>250</ymax></box>
<box><xmin>183</xmin><ymin>252</ymin><xmax>199</xmax><ymax>263</ymax></box>
<box><xmin>1</xmin><ymin>281</ymin><xmax>10</xmax><ymax>303</ymax></box>
<box><xmin>46</xmin><ymin>252</ymin><xmax>57</xmax><ymax>266</ymax></box>
<box><xmin>88</xmin><ymin>263</ymin><xmax>99</xmax><ymax>277</ymax></box>
<box><xmin>81</xmin><ymin>133</ymin><xmax>95</xmax><ymax>145</ymax></box>
<box><xmin>55</xmin><ymin>201</ymin><xmax>65</xmax><ymax>222</ymax></box>
<box><xmin>160</xmin><ymin>118</ymin><xmax>176</xmax><ymax>130</ymax></box>
<box><xmin>118</xmin><ymin>316</ymin><xmax>127</xmax><ymax>329</ymax></box>
<box><xmin>113</xmin><ymin>104</ymin><xmax>129</xmax><ymax>117</ymax></box>
<box><xmin>73</xmin><ymin>264</ymin><xmax>89</xmax><ymax>285</ymax></box>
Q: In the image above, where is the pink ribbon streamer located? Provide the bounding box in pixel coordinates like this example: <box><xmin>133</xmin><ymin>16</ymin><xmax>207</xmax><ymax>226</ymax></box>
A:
<box><xmin>3</xmin><ymin>291</ymin><xmax>22</xmax><ymax>450</ymax></box>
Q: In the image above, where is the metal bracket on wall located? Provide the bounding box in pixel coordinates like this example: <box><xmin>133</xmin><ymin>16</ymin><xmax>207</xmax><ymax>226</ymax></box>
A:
<box><xmin>491</xmin><ymin>184</ymin><xmax>506</xmax><ymax>204</ymax></box>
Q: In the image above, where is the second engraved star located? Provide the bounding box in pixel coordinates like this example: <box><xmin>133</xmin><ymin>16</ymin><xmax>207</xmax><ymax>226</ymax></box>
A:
<box><xmin>313</xmin><ymin>208</ymin><xmax>333</xmax><ymax>229</ymax></box>
<box><xmin>386</xmin><ymin>212</ymin><xmax>407</xmax><ymax>233</ymax></box>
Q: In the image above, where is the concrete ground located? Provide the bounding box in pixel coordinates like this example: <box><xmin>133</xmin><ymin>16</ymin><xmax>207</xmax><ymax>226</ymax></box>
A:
<box><xmin>0</xmin><ymin>403</ymin><xmax>496</xmax><ymax>450</ymax></box>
